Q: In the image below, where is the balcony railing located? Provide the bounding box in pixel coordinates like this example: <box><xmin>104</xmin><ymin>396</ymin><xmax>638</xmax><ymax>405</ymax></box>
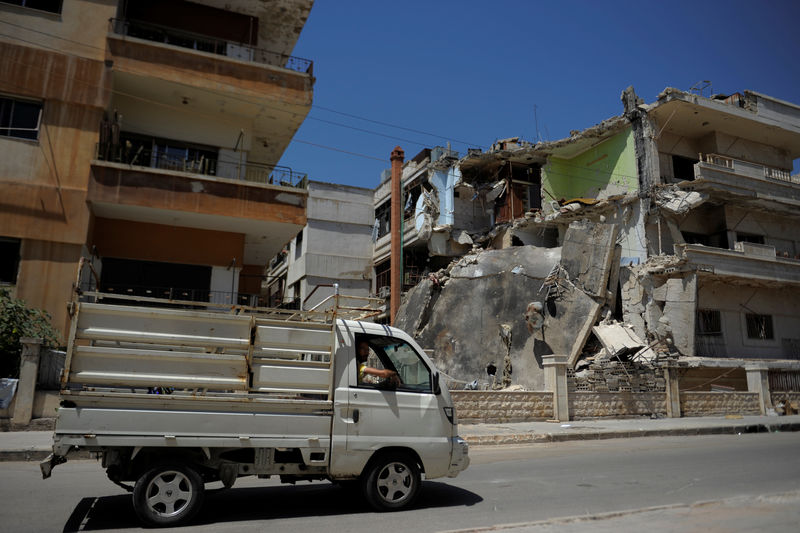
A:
<box><xmin>700</xmin><ymin>153</ymin><xmax>798</xmax><ymax>184</ymax></box>
<box><xmin>95</xmin><ymin>142</ymin><xmax>308</xmax><ymax>188</ymax></box>
<box><xmin>96</xmin><ymin>283</ymin><xmax>266</xmax><ymax>308</ymax></box>
<box><xmin>109</xmin><ymin>18</ymin><xmax>313</xmax><ymax>75</ymax></box>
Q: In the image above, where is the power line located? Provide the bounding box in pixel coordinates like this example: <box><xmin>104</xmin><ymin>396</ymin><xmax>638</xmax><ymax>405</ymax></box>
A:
<box><xmin>312</xmin><ymin>104</ymin><xmax>485</xmax><ymax>148</ymax></box>
<box><xmin>291</xmin><ymin>139</ymin><xmax>387</xmax><ymax>162</ymax></box>
<box><xmin>0</xmin><ymin>22</ymin><xmax>487</xmax><ymax>150</ymax></box>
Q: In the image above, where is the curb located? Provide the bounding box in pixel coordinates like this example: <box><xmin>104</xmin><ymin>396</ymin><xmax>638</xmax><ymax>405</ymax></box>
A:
<box><xmin>2</xmin><ymin>422</ymin><xmax>799</xmax><ymax>461</ymax></box>
<box><xmin>462</xmin><ymin>421</ymin><xmax>800</xmax><ymax>446</ymax></box>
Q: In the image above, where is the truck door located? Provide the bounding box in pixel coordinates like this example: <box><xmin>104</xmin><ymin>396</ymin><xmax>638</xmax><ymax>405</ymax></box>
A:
<box><xmin>344</xmin><ymin>334</ymin><xmax>452</xmax><ymax>472</ymax></box>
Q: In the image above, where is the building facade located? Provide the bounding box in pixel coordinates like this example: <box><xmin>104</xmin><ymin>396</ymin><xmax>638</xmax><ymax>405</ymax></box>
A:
<box><xmin>266</xmin><ymin>181</ymin><xmax>374</xmax><ymax>311</ymax></box>
<box><xmin>388</xmin><ymin>87</ymin><xmax>800</xmax><ymax>390</ymax></box>
<box><xmin>0</xmin><ymin>0</ymin><xmax>314</xmax><ymax>336</ymax></box>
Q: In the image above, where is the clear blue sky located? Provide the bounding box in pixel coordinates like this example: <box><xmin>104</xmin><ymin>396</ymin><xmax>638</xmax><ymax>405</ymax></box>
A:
<box><xmin>277</xmin><ymin>0</ymin><xmax>800</xmax><ymax>189</ymax></box>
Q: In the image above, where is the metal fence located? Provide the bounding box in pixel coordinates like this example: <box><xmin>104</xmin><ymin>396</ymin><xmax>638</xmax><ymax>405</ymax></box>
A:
<box><xmin>109</xmin><ymin>18</ymin><xmax>313</xmax><ymax>74</ymax></box>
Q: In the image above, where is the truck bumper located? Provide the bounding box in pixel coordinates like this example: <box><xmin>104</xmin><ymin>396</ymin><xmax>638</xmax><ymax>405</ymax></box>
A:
<box><xmin>447</xmin><ymin>436</ymin><xmax>470</xmax><ymax>477</ymax></box>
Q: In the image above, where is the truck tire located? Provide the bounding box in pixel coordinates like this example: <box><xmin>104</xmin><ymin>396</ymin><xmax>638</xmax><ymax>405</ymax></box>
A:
<box><xmin>362</xmin><ymin>453</ymin><xmax>421</xmax><ymax>511</ymax></box>
<box><xmin>132</xmin><ymin>463</ymin><xmax>204</xmax><ymax>527</ymax></box>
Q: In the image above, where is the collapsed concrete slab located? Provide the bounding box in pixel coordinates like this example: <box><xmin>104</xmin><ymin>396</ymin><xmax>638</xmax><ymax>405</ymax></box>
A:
<box><xmin>395</xmin><ymin>246</ymin><xmax>561</xmax><ymax>390</ymax></box>
<box><xmin>560</xmin><ymin>221</ymin><xmax>619</xmax><ymax>297</ymax></box>
<box><xmin>592</xmin><ymin>323</ymin><xmax>657</xmax><ymax>362</ymax></box>
<box><xmin>541</xmin><ymin>285</ymin><xmax>604</xmax><ymax>368</ymax></box>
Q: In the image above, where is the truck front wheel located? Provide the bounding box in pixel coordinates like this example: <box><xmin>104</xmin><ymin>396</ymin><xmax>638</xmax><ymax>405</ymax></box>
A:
<box><xmin>362</xmin><ymin>454</ymin><xmax>421</xmax><ymax>511</ymax></box>
<box><xmin>132</xmin><ymin>463</ymin><xmax>204</xmax><ymax>527</ymax></box>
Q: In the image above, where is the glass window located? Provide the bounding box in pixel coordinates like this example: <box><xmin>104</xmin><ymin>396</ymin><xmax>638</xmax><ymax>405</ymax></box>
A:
<box><xmin>1</xmin><ymin>1</ymin><xmax>62</xmax><ymax>14</ymax></box>
<box><xmin>356</xmin><ymin>335</ymin><xmax>432</xmax><ymax>392</ymax></box>
<box><xmin>0</xmin><ymin>96</ymin><xmax>42</xmax><ymax>141</ymax></box>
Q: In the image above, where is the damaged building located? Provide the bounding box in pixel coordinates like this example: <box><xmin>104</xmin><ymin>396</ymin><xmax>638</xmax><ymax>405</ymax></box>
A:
<box><xmin>390</xmin><ymin>86</ymin><xmax>800</xmax><ymax>402</ymax></box>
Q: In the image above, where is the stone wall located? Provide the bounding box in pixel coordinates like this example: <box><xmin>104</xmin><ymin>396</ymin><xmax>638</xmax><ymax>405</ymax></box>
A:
<box><xmin>451</xmin><ymin>391</ymin><xmax>553</xmax><ymax>423</ymax></box>
<box><xmin>452</xmin><ymin>390</ymin><xmax>769</xmax><ymax>422</ymax></box>
<box><xmin>680</xmin><ymin>391</ymin><xmax>761</xmax><ymax>417</ymax></box>
<box><xmin>569</xmin><ymin>392</ymin><xmax>666</xmax><ymax>419</ymax></box>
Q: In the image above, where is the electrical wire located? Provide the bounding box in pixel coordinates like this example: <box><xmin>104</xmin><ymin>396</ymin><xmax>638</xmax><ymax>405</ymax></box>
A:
<box><xmin>1</xmin><ymin>24</ymin><xmax>655</xmax><ymax>185</ymax></box>
<box><xmin>0</xmin><ymin>22</ymin><xmax>485</xmax><ymax>150</ymax></box>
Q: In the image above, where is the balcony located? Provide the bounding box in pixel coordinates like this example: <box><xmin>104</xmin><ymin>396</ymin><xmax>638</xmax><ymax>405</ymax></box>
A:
<box><xmin>109</xmin><ymin>18</ymin><xmax>313</xmax><ymax>74</ymax></box>
<box><xmin>90</xmin><ymin>282</ymin><xmax>266</xmax><ymax>309</ymax></box>
<box><xmin>96</xmin><ymin>136</ymin><xmax>307</xmax><ymax>188</ymax></box>
<box><xmin>677</xmin><ymin>243</ymin><xmax>800</xmax><ymax>286</ymax></box>
<box><xmin>688</xmin><ymin>153</ymin><xmax>800</xmax><ymax>209</ymax></box>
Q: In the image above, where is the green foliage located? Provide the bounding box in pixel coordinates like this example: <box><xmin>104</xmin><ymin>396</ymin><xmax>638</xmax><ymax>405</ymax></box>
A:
<box><xmin>0</xmin><ymin>289</ymin><xmax>61</xmax><ymax>378</ymax></box>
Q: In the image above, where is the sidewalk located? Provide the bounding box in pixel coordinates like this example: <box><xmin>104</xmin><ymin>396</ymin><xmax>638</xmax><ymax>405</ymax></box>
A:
<box><xmin>1</xmin><ymin>415</ymin><xmax>799</xmax><ymax>461</ymax></box>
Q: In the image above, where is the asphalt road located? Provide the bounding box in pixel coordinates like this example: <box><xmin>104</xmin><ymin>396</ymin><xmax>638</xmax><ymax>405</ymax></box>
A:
<box><xmin>1</xmin><ymin>433</ymin><xmax>798</xmax><ymax>532</ymax></box>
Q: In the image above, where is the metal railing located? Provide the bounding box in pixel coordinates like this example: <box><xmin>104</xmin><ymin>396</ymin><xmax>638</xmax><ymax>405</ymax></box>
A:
<box><xmin>93</xmin><ymin>283</ymin><xmax>265</xmax><ymax>308</ymax></box>
<box><xmin>109</xmin><ymin>18</ymin><xmax>313</xmax><ymax>74</ymax></box>
<box><xmin>95</xmin><ymin>142</ymin><xmax>308</xmax><ymax>188</ymax></box>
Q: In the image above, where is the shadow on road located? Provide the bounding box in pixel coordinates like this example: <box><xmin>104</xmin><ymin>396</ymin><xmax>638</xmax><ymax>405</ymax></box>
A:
<box><xmin>62</xmin><ymin>480</ymin><xmax>483</xmax><ymax>531</ymax></box>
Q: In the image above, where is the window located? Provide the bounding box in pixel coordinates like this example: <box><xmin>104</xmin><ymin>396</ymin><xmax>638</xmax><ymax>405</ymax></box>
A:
<box><xmin>696</xmin><ymin>309</ymin><xmax>722</xmax><ymax>336</ymax></box>
<box><xmin>0</xmin><ymin>96</ymin><xmax>42</xmax><ymax>141</ymax></box>
<box><xmin>746</xmin><ymin>313</ymin><xmax>774</xmax><ymax>340</ymax></box>
<box><xmin>374</xmin><ymin>201</ymin><xmax>390</xmax><ymax>239</ymax></box>
<box><xmin>356</xmin><ymin>335</ymin><xmax>432</xmax><ymax>393</ymax></box>
<box><xmin>0</xmin><ymin>238</ymin><xmax>21</xmax><ymax>284</ymax></box>
<box><xmin>736</xmin><ymin>232</ymin><xmax>765</xmax><ymax>245</ymax></box>
<box><xmin>672</xmin><ymin>155</ymin><xmax>698</xmax><ymax>181</ymax></box>
<box><xmin>0</xmin><ymin>0</ymin><xmax>61</xmax><ymax>14</ymax></box>
<box><xmin>294</xmin><ymin>229</ymin><xmax>304</xmax><ymax>260</ymax></box>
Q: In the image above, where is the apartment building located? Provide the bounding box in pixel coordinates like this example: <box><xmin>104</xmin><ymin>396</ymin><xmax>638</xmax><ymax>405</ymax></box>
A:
<box><xmin>266</xmin><ymin>181</ymin><xmax>374</xmax><ymax>311</ymax></box>
<box><xmin>0</xmin><ymin>0</ymin><xmax>314</xmax><ymax>335</ymax></box>
<box><xmin>387</xmin><ymin>87</ymin><xmax>800</xmax><ymax>389</ymax></box>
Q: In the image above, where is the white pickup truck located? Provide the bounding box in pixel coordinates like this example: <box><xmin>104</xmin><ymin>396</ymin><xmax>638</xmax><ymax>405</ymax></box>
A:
<box><xmin>41</xmin><ymin>290</ymin><xmax>469</xmax><ymax>527</ymax></box>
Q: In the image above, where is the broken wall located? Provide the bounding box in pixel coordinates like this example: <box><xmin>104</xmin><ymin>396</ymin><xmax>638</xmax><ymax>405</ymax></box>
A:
<box><xmin>395</xmin><ymin>246</ymin><xmax>562</xmax><ymax>390</ymax></box>
<box><xmin>541</xmin><ymin>127</ymin><xmax>637</xmax><ymax>207</ymax></box>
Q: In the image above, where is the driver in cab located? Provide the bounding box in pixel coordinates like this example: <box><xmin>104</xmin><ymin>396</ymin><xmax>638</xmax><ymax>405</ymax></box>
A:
<box><xmin>356</xmin><ymin>340</ymin><xmax>400</xmax><ymax>387</ymax></box>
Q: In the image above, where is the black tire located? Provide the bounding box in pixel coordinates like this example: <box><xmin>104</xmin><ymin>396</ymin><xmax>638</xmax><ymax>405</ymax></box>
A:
<box><xmin>132</xmin><ymin>463</ymin><xmax>205</xmax><ymax>527</ymax></box>
<box><xmin>362</xmin><ymin>453</ymin><xmax>421</xmax><ymax>511</ymax></box>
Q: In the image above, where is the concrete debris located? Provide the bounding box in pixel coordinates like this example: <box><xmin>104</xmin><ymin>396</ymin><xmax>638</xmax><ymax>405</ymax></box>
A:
<box><xmin>560</xmin><ymin>221</ymin><xmax>619</xmax><ymax>298</ymax></box>
<box><xmin>394</xmin><ymin>245</ymin><xmax>562</xmax><ymax>391</ymax></box>
<box><xmin>525</xmin><ymin>302</ymin><xmax>544</xmax><ymax>332</ymax></box>
<box><xmin>655</xmin><ymin>186</ymin><xmax>708</xmax><ymax>214</ymax></box>
<box><xmin>498</xmin><ymin>324</ymin><xmax>513</xmax><ymax>389</ymax></box>
<box><xmin>592</xmin><ymin>323</ymin><xmax>658</xmax><ymax>363</ymax></box>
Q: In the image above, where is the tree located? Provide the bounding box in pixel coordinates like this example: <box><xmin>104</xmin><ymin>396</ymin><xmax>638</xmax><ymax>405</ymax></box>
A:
<box><xmin>0</xmin><ymin>290</ymin><xmax>60</xmax><ymax>378</ymax></box>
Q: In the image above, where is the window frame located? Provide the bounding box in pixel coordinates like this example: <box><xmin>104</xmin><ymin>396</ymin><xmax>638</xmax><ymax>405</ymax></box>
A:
<box><xmin>0</xmin><ymin>237</ymin><xmax>22</xmax><ymax>285</ymax></box>
<box><xmin>354</xmin><ymin>334</ymin><xmax>433</xmax><ymax>394</ymax></box>
<box><xmin>0</xmin><ymin>0</ymin><xmax>62</xmax><ymax>15</ymax></box>
<box><xmin>744</xmin><ymin>313</ymin><xmax>774</xmax><ymax>341</ymax></box>
<box><xmin>0</xmin><ymin>94</ymin><xmax>43</xmax><ymax>142</ymax></box>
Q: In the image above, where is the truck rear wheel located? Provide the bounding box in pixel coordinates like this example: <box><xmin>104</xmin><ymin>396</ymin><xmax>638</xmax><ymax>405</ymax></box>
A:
<box><xmin>362</xmin><ymin>454</ymin><xmax>421</xmax><ymax>511</ymax></box>
<box><xmin>132</xmin><ymin>463</ymin><xmax>204</xmax><ymax>527</ymax></box>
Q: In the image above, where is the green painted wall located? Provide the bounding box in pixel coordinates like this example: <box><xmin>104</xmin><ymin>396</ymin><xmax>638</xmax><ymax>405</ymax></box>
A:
<box><xmin>541</xmin><ymin>127</ymin><xmax>638</xmax><ymax>208</ymax></box>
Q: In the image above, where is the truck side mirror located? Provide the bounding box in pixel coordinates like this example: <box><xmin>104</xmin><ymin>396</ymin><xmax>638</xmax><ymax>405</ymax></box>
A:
<box><xmin>433</xmin><ymin>372</ymin><xmax>441</xmax><ymax>395</ymax></box>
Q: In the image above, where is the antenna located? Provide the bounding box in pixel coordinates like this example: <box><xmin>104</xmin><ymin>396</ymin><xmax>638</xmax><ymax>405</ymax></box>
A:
<box><xmin>689</xmin><ymin>80</ymin><xmax>712</xmax><ymax>98</ymax></box>
<box><xmin>534</xmin><ymin>105</ymin><xmax>541</xmax><ymax>143</ymax></box>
